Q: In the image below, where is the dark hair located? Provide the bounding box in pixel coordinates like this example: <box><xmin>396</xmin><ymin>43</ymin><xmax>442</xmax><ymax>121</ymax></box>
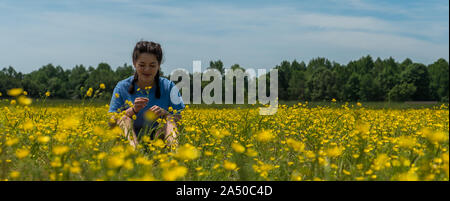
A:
<box><xmin>129</xmin><ymin>40</ymin><xmax>163</xmax><ymax>98</ymax></box>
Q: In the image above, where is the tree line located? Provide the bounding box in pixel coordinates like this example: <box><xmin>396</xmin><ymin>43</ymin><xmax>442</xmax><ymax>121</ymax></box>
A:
<box><xmin>0</xmin><ymin>55</ymin><xmax>448</xmax><ymax>102</ymax></box>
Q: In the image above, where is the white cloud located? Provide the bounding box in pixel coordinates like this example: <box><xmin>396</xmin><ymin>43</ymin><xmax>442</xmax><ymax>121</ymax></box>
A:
<box><xmin>0</xmin><ymin>1</ymin><xmax>448</xmax><ymax>74</ymax></box>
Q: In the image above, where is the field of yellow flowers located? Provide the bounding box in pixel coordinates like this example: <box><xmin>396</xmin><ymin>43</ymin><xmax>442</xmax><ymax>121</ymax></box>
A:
<box><xmin>0</xmin><ymin>87</ymin><xmax>448</xmax><ymax>181</ymax></box>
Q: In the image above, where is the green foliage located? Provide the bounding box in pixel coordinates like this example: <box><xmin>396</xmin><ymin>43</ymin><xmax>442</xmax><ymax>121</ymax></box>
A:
<box><xmin>276</xmin><ymin>61</ymin><xmax>292</xmax><ymax>100</ymax></box>
<box><xmin>287</xmin><ymin>70</ymin><xmax>306</xmax><ymax>100</ymax></box>
<box><xmin>428</xmin><ymin>59</ymin><xmax>449</xmax><ymax>102</ymax></box>
<box><xmin>401</xmin><ymin>63</ymin><xmax>431</xmax><ymax>101</ymax></box>
<box><xmin>0</xmin><ymin>56</ymin><xmax>448</xmax><ymax>103</ymax></box>
<box><xmin>208</xmin><ymin>60</ymin><xmax>225</xmax><ymax>75</ymax></box>
<box><xmin>306</xmin><ymin>67</ymin><xmax>338</xmax><ymax>101</ymax></box>
<box><xmin>0</xmin><ymin>63</ymin><xmax>135</xmax><ymax>100</ymax></box>
<box><xmin>344</xmin><ymin>73</ymin><xmax>360</xmax><ymax>101</ymax></box>
<box><xmin>388</xmin><ymin>82</ymin><xmax>417</xmax><ymax>102</ymax></box>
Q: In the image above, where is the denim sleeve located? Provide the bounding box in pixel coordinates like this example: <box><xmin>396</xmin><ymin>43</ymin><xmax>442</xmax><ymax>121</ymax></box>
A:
<box><xmin>168</xmin><ymin>81</ymin><xmax>185</xmax><ymax>114</ymax></box>
<box><xmin>108</xmin><ymin>84</ymin><xmax>125</xmax><ymax>113</ymax></box>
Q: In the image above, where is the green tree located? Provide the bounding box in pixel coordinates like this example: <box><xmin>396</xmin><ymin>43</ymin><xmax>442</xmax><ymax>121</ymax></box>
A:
<box><xmin>388</xmin><ymin>82</ymin><xmax>416</xmax><ymax>102</ymax></box>
<box><xmin>401</xmin><ymin>63</ymin><xmax>431</xmax><ymax>101</ymax></box>
<box><xmin>359</xmin><ymin>74</ymin><xmax>382</xmax><ymax>101</ymax></box>
<box><xmin>288</xmin><ymin>70</ymin><xmax>306</xmax><ymax>100</ymax></box>
<box><xmin>400</xmin><ymin>58</ymin><xmax>413</xmax><ymax>72</ymax></box>
<box><xmin>306</xmin><ymin>67</ymin><xmax>338</xmax><ymax>101</ymax></box>
<box><xmin>84</xmin><ymin>63</ymin><xmax>116</xmax><ymax>99</ymax></box>
<box><xmin>275</xmin><ymin>61</ymin><xmax>291</xmax><ymax>100</ymax></box>
<box><xmin>68</xmin><ymin>65</ymin><xmax>89</xmax><ymax>99</ymax></box>
<box><xmin>0</xmin><ymin>66</ymin><xmax>23</xmax><ymax>95</ymax></box>
<box><xmin>344</xmin><ymin>73</ymin><xmax>360</xmax><ymax>101</ymax></box>
<box><xmin>332</xmin><ymin>63</ymin><xmax>350</xmax><ymax>101</ymax></box>
<box><xmin>291</xmin><ymin>60</ymin><xmax>306</xmax><ymax>72</ymax></box>
<box><xmin>428</xmin><ymin>58</ymin><xmax>449</xmax><ymax>102</ymax></box>
<box><xmin>116</xmin><ymin>63</ymin><xmax>134</xmax><ymax>80</ymax></box>
<box><xmin>347</xmin><ymin>55</ymin><xmax>374</xmax><ymax>75</ymax></box>
<box><xmin>208</xmin><ymin>60</ymin><xmax>225</xmax><ymax>75</ymax></box>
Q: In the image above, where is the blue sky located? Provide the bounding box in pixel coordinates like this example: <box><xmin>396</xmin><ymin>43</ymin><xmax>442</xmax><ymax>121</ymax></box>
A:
<box><xmin>0</xmin><ymin>0</ymin><xmax>448</xmax><ymax>73</ymax></box>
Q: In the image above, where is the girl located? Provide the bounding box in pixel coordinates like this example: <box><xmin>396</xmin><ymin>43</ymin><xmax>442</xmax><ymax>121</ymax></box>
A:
<box><xmin>108</xmin><ymin>40</ymin><xmax>185</xmax><ymax>149</ymax></box>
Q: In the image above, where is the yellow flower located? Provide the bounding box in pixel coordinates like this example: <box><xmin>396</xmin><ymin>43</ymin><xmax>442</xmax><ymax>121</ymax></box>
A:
<box><xmin>0</xmin><ymin>92</ymin><xmax>2</xmax><ymax>96</ymax></box>
<box><xmin>397</xmin><ymin>136</ymin><xmax>416</xmax><ymax>148</ymax></box>
<box><xmin>52</xmin><ymin>146</ymin><xmax>70</xmax><ymax>155</ymax></box>
<box><xmin>231</xmin><ymin>142</ymin><xmax>245</xmax><ymax>153</ymax></box>
<box><xmin>6</xmin><ymin>138</ymin><xmax>19</xmax><ymax>146</ymax></box>
<box><xmin>246</xmin><ymin>148</ymin><xmax>258</xmax><ymax>157</ymax></box>
<box><xmin>86</xmin><ymin>88</ymin><xmax>93</xmax><ymax>97</ymax></box>
<box><xmin>356</xmin><ymin>102</ymin><xmax>362</xmax><ymax>107</ymax></box>
<box><xmin>97</xmin><ymin>152</ymin><xmax>107</xmax><ymax>160</ymax></box>
<box><xmin>7</xmin><ymin>88</ymin><xmax>23</xmax><ymax>96</ymax></box>
<box><xmin>395</xmin><ymin>170</ymin><xmax>419</xmax><ymax>181</ymax></box>
<box><xmin>17</xmin><ymin>95</ymin><xmax>32</xmax><ymax>105</ymax></box>
<box><xmin>144</xmin><ymin>110</ymin><xmax>157</xmax><ymax>121</ymax></box>
<box><xmin>115</xmin><ymin>93</ymin><xmax>120</xmax><ymax>98</ymax></box>
<box><xmin>291</xmin><ymin>171</ymin><xmax>302</xmax><ymax>181</ymax></box>
<box><xmin>10</xmin><ymin>171</ymin><xmax>20</xmax><ymax>179</ymax></box>
<box><xmin>135</xmin><ymin>156</ymin><xmax>153</xmax><ymax>166</ymax></box>
<box><xmin>153</xmin><ymin>139</ymin><xmax>165</xmax><ymax>148</ymax></box>
<box><xmin>256</xmin><ymin>130</ymin><xmax>274</xmax><ymax>142</ymax></box>
<box><xmin>16</xmin><ymin>148</ymin><xmax>30</xmax><ymax>159</ymax></box>
<box><xmin>286</xmin><ymin>138</ymin><xmax>305</xmax><ymax>152</ymax></box>
<box><xmin>37</xmin><ymin>136</ymin><xmax>51</xmax><ymax>144</ymax></box>
<box><xmin>373</xmin><ymin>153</ymin><xmax>390</xmax><ymax>171</ymax></box>
<box><xmin>185</xmin><ymin>126</ymin><xmax>196</xmax><ymax>132</ymax></box>
<box><xmin>210</xmin><ymin>128</ymin><xmax>231</xmax><ymax>139</ymax></box>
<box><xmin>325</xmin><ymin>146</ymin><xmax>343</xmax><ymax>158</ymax></box>
<box><xmin>45</xmin><ymin>91</ymin><xmax>51</xmax><ymax>97</ymax></box>
<box><xmin>10</xmin><ymin>99</ymin><xmax>16</xmax><ymax>105</ymax></box>
<box><xmin>422</xmin><ymin>128</ymin><xmax>448</xmax><ymax>144</ymax></box>
<box><xmin>331</xmin><ymin>98</ymin><xmax>336</xmax><ymax>102</ymax></box>
<box><xmin>123</xmin><ymin>159</ymin><xmax>134</xmax><ymax>170</ymax></box>
<box><xmin>61</xmin><ymin>117</ymin><xmax>80</xmax><ymax>130</ymax></box>
<box><xmin>175</xmin><ymin>144</ymin><xmax>200</xmax><ymax>161</ymax></box>
<box><xmin>23</xmin><ymin>120</ymin><xmax>34</xmax><ymax>130</ymax></box>
<box><xmin>204</xmin><ymin>151</ymin><xmax>213</xmax><ymax>156</ymax></box>
<box><xmin>162</xmin><ymin>166</ymin><xmax>188</xmax><ymax>181</ymax></box>
<box><xmin>356</xmin><ymin>122</ymin><xmax>370</xmax><ymax>134</ymax></box>
<box><xmin>99</xmin><ymin>83</ymin><xmax>105</xmax><ymax>89</ymax></box>
<box><xmin>69</xmin><ymin>161</ymin><xmax>82</xmax><ymax>174</ymax></box>
<box><xmin>107</xmin><ymin>155</ymin><xmax>124</xmax><ymax>169</ymax></box>
<box><xmin>70</xmin><ymin>166</ymin><xmax>81</xmax><ymax>174</ymax></box>
<box><xmin>224</xmin><ymin>160</ymin><xmax>237</xmax><ymax>171</ymax></box>
<box><xmin>50</xmin><ymin>157</ymin><xmax>62</xmax><ymax>168</ymax></box>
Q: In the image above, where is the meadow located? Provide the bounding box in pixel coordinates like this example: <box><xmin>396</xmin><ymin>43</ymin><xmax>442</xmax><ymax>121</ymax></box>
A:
<box><xmin>0</xmin><ymin>88</ymin><xmax>448</xmax><ymax>181</ymax></box>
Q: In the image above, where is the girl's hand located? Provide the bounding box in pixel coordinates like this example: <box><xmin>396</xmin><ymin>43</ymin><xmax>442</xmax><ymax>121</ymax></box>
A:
<box><xmin>134</xmin><ymin>97</ymin><xmax>149</xmax><ymax>113</ymax></box>
<box><xmin>149</xmin><ymin>105</ymin><xmax>169</xmax><ymax>118</ymax></box>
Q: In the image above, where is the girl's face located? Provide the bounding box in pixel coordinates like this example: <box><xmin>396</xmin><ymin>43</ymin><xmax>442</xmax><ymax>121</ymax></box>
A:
<box><xmin>133</xmin><ymin>53</ymin><xmax>160</xmax><ymax>85</ymax></box>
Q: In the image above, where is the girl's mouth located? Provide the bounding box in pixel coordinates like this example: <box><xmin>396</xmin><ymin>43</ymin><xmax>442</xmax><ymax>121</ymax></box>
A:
<box><xmin>143</xmin><ymin>73</ymin><xmax>151</xmax><ymax>77</ymax></box>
